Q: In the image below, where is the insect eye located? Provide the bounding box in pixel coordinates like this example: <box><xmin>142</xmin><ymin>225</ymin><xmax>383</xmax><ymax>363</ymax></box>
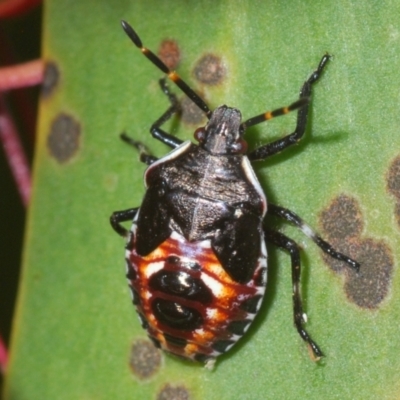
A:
<box><xmin>194</xmin><ymin>127</ymin><xmax>206</xmax><ymax>142</ymax></box>
<box><xmin>231</xmin><ymin>139</ymin><xmax>248</xmax><ymax>154</ymax></box>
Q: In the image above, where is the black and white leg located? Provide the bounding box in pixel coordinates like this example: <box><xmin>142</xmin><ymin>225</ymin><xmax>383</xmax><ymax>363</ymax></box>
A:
<box><xmin>264</xmin><ymin>228</ymin><xmax>324</xmax><ymax>360</ymax></box>
<box><xmin>268</xmin><ymin>203</ymin><xmax>360</xmax><ymax>271</ymax></box>
<box><xmin>247</xmin><ymin>54</ymin><xmax>331</xmax><ymax>161</ymax></box>
<box><xmin>110</xmin><ymin>207</ymin><xmax>138</xmax><ymax>237</ymax></box>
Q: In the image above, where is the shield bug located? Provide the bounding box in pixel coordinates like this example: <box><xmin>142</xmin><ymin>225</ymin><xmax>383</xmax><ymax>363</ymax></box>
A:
<box><xmin>110</xmin><ymin>20</ymin><xmax>360</xmax><ymax>367</ymax></box>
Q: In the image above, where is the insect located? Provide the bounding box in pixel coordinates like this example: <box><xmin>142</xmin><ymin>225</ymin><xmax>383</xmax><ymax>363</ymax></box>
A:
<box><xmin>110</xmin><ymin>20</ymin><xmax>360</xmax><ymax>367</ymax></box>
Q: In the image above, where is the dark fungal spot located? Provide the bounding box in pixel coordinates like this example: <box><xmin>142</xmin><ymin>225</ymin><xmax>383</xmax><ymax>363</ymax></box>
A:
<box><xmin>344</xmin><ymin>239</ymin><xmax>393</xmax><ymax>309</ymax></box>
<box><xmin>157</xmin><ymin>384</ymin><xmax>190</xmax><ymax>400</ymax></box>
<box><xmin>386</xmin><ymin>155</ymin><xmax>400</xmax><ymax>200</ymax></box>
<box><xmin>394</xmin><ymin>202</ymin><xmax>400</xmax><ymax>228</ymax></box>
<box><xmin>158</xmin><ymin>39</ymin><xmax>180</xmax><ymax>70</ymax></box>
<box><xmin>193</xmin><ymin>53</ymin><xmax>226</xmax><ymax>85</ymax></box>
<box><xmin>320</xmin><ymin>194</ymin><xmax>363</xmax><ymax>241</ymax></box>
<box><xmin>152</xmin><ymin>299</ymin><xmax>202</xmax><ymax>330</ymax></box>
<box><xmin>319</xmin><ymin>194</ymin><xmax>363</xmax><ymax>273</ymax></box>
<box><xmin>42</xmin><ymin>61</ymin><xmax>59</xmax><ymax>97</ymax></box>
<box><xmin>47</xmin><ymin>113</ymin><xmax>80</xmax><ymax>163</ymax></box>
<box><xmin>386</xmin><ymin>155</ymin><xmax>400</xmax><ymax>229</ymax></box>
<box><xmin>319</xmin><ymin>194</ymin><xmax>394</xmax><ymax>309</ymax></box>
<box><xmin>129</xmin><ymin>339</ymin><xmax>161</xmax><ymax>379</ymax></box>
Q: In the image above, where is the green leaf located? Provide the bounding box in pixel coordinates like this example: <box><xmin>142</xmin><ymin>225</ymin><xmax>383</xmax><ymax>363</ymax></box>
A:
<box><xmin>4</xmin><ymin>1</ymin><xmax>400</xmax><ymax>399</ymax></box>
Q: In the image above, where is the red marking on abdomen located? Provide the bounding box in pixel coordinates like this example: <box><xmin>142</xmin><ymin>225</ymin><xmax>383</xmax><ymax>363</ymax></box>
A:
<box><xmin>126</xmin><ymin>229</ymin><xmax>266</xmax><ymax>362</ymax></box>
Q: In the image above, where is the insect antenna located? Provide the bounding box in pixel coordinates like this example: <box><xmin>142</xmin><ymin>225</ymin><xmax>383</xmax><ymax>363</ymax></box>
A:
<box><xmin>121</xmin><ymin>20</ymin><xmax>212</xmax><ymax>119</ymax></box>
<box><xmin>240</xmin><ymin>97</ymin><xmax>309</xmax><ymax>130</ymax></box>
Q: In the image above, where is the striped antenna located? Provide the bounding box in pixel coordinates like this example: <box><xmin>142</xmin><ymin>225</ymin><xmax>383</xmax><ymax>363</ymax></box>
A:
<box><xmin>121</xmin><ymin>20</ymin><xmax>211</xmax><ymax>118</ymax></box>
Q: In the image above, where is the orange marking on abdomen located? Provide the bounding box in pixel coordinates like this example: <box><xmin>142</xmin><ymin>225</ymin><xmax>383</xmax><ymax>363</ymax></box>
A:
<box><xmin>127</xmin><ymin>232</ymin><xmax>265</xmax><ymax>360</ymax></box>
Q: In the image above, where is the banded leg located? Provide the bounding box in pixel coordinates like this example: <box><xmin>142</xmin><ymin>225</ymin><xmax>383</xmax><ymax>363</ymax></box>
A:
<box><xmin>248</xmin><ymin>54</ymin><xmax>330</xmax><ymax>161</ymax></box>
<box><xmin>264</xmin><ymin>228</ymin><xmax>324</xmax><ymax>360</ymax></box>
<box><xmin>268</xmin><ymin>203</ymin><xmax>360</xmax><ymax>272</ymax></box>
<box><xmin>110</xmin><ymin>208</ymin><xmax>138</xmax><ymax>237</ymax></box>
<box><xmin>150</xmin><ymin>78</ymin><xmax>183</xmax><ymax>149</ymax></box>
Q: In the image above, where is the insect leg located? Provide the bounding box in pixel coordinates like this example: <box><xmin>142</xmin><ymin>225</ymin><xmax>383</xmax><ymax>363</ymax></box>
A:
<box><xmin>247</xmin><ymin>54</ymin><xmax>330</xmax><ymax>161</ymax></box>
<box><xmin>110</xmin><ymin>207</ymin><xmax>138</xmax><ymax>237</ymax></box>
<box><xmin>119</xmin><ymin>133</ymin><xmax>158</xmax><ymax>165</ymax></box>
<box><xmin>119</xmin><ymin>77</ymin><xmax>182</xmax><ymax>164</ymax></box>
<box><xmin>268</xmin><ymin>203</ymin><xmax>360</xmax><ymax>272</ymax></box>
<box><xmin>264</xmin><ymin>227</ymin><xmax>324</xmax><ymax>360</ymax></box>
<box><xmin>150</xmin><ymin>78</ymin><xmax>183</xmax><ymax>149</ymax></box>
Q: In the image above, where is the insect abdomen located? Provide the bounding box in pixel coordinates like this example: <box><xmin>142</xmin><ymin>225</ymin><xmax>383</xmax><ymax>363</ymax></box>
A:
<box><xmin>126</xmin><ymin>224</ymin><xmax>267</xmax><ymax>364</ymax></box>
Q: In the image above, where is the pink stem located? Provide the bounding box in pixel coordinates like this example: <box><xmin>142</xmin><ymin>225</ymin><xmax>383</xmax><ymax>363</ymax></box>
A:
<box><xmin>0</xmin><ymin>0</ymin><xmax>41</xmax><ymax>18</ymax></box>
<box><xmin>0</xmin><ymin>96</ymin><xmax>31</xmax><ymax>207</ymax></box>
<box><xmin>0</xmin><ymin>59</ymin><xmax>44</xmax><ymax>91</ymax></box>
<box><xmin>0</xmin><ymin>334</ymin><xmax>8</xmax><ymax>374</ymax></box>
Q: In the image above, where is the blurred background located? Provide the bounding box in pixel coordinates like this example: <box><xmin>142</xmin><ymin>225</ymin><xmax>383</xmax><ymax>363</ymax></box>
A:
<box><xmin>0</xmin><ymin>2</ymin><xmax>42</xmax><ymax>386</ymax></box>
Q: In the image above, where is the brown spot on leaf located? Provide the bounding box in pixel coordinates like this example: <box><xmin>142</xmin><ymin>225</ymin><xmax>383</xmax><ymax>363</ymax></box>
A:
<box><xmin>394</xmin><ymin>202</ymin><xmax>400</xmax><ymax>228</ymax></box>
<box><xmin>387</xmin><ymin>155</ymin><xmax>400</xmax><ymax>200</ymax></box>
<box><xmin>344</xmin><ymin>239</ymin><xmax>393</xmax><ymax>309</ymax></box>
<box><xmin>158</xmin><ymin>39</ymin><xmax>180</xmax><ymax>70</ymax></box>
<box><xmin>193</xmin><ymin>53</ymin><xmax>226</xmax><ymax>85</ymax></box>
<box><xmin>47</xmin><ymin>113</ymin><xmax>80</xmax><ymax>163</ymax></box>
<box><xmin>320</xmin><ymin>194</ymin><xmax>363</xmax><ymax>241</ymax></box>
<box><xmin>157</xmin><ymin>384</ymin><xmax>190</xmax><ymax>400</ymax></box>
<box><xmin>319</xmin><ymin>194</ymin><xmax>394</xmax><ymax>309</ymax></box>
<box><xmin>386</xmin><ymin>155</ymin><xmax>400</xmax><ymax>229</ymax></box>
<box><xmin>42</xmin><ymin>61</ymin><xmax>59</xmax><ymax>97</ymax></box>
<box><xmin>129</xmin><ymin>339</ymin><xmax>161</xmax><ymax>379</ymax></box>
<box><xmin>180</xmin><ymin>95</ymin><xmax>207</xmax><ymax>126</ymax></box>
